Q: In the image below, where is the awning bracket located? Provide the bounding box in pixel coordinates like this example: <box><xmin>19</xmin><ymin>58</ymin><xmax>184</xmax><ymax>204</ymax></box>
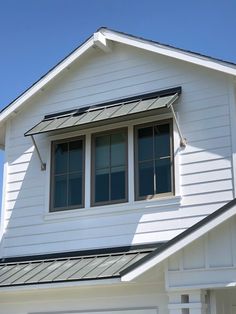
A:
<box><xmin>168</xmin><ymin>103</ymin><xmax>187</xmax><ymax>147</ymax></box>
<box><xmin>30</xmin><ymin>135</ymin><xmax>46</xmax><ymax>171</ymax></box>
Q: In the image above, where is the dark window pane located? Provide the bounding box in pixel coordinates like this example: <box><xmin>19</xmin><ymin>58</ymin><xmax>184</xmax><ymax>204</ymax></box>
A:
<box><xmin>95</xmin><ymin>135</ymin><xmax>110</xmax><ymax>169</ymax></box>
<box><xmin>68</xmin><ymin>173</ymin><xmax>82</xmax><ymax>206</ymax></box>
<box><xmin>111</xmin><ymin>132</ymin><xmax>126</xmax><ymax>166</ymax></box>
<box><xmin>69</xmin><ymin>140</ymin><xmax>83</xmax><ymax>172</ymax></box>
<box><xmin>154</xmin><ymin>124</ymin><xmax>170</xmax><ymax>158</ymax></box>
<box><xmin>139</xmin><ymin>161</ymin><xmax>154</xmax><ymax>197</ymax></box>
<box><xmin>95</xmin><ymin>168</ymin><xmax>109</xmax><ymax>203</ymax></box>
<box><xmin>138</xmin><ymin>127</ymin><xmax>153</xmax><ymax>161</ymax></box>
<box><xmin>55</xmin><ymin>143</ymin><xmax>68</xmax><ymax>174</ymax></box>
<box><xmin>54</xmin><ymin>175</ymin><xmax>67</xmax><ymax>208</ymax></box>
<box><xmin>111</xmin><ymin>166</ymin><xmax>126</xmax><ymax>200</ymax></box>
<box><xmin>155</xmin><ymin>158</ymin><xmax>171</xmax><ymax>194</ymax></box>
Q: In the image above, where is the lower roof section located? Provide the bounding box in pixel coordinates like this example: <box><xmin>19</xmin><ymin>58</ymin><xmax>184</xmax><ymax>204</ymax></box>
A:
<box><xmin>0</xmin><ymin>244</ymin><xmax>160</xmax><ymax>288</ymax></box>
<box><xmin>1</xmin><ymin>199</ymin><xmax>236</xmax><ymax>290</ymax></box>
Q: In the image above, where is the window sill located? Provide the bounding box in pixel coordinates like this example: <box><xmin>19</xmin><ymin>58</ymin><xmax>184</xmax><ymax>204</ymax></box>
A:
<box><xmin>44</xmin><ymin>195</ymin><xmax>181</xmax><ymax>221</ymax></box>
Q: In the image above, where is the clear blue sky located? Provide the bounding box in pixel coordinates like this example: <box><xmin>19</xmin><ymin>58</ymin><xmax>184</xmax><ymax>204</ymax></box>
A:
<box><xmin>0</xmin><ymin>0</ymin><xmax>236</xmax><ymax>205</ymax></box>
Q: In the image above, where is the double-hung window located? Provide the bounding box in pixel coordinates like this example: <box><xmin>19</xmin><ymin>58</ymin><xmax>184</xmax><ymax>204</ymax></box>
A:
<box><xmin>50</xmin><ymin>137</ymin><xmax>85</xmax><ymax>211</ymax></box>
<box><xmin>50</xmin><ymin>120</ymin><xmax>173</xmax><ymax>212</ymax></box>
<box><xmin>91</xmin><ymin>129</ymin><xmax>128</xmax><ymax>206</ymax></box>
<box><xmin>135</xmin><ymin>120</ymin><xmax>173</xmax><ymax>200</ymax></box>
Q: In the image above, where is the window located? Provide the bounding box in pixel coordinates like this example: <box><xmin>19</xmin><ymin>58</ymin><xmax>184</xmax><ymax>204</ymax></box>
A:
<box><xmin>91</xmin><ymin>129</ymin><xmax>128</xmax><ymax>206</ymax></box>
<box><xmin>135</xmin><ymin>120</ymin><xmax>173</xmax><ymax>200</ymax></box>
<box><xmin>49</xmin><ymin>120</ymin><xmax>174</xmax><ymax>212</ymax></box>
<box><xmin>50</xmin><ymin>137</ymin><xmax>85</xmax><ymax>211</ymax></box>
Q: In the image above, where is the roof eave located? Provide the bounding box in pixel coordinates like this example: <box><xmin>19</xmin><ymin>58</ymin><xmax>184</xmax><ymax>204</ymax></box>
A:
<box><xmin>0</xmin><ymin>277</ymin><xmax>121</xmax><ymax>293</ymax></box>
<box><xmin>101</xmin><ymin>28</ymin><xmax>236</xmax><ymax>77</ymax></box>
<box><xmin>1</xmin><ymin>27</ymin><xmax>236</xmax><ymax>126</ymax></box>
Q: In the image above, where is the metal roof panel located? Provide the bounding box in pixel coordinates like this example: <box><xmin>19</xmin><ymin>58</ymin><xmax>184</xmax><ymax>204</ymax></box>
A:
<box><xmin>24</xmin><ymin>88</ymin><xmax>180</xmax><ymax>137</ymax></box>
<box><xmin>0</xmin><ymin>246</ymin><xmax>156</xmax><ymax>287</ymax></box>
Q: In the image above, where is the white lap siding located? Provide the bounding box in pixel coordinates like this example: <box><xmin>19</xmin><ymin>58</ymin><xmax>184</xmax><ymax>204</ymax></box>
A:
<box><xmin>1</xmin><ymin>44</ymin><xmax>234</xmax><ymax>257</ymax></box>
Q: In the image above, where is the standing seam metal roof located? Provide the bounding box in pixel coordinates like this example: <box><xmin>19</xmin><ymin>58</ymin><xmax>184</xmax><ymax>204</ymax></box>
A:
<box><xmin>24</xmin><ymin>87</ymin><xmax>181</xmax><ymax>136</ymax></box>
<box><xmin>0</xmin><ymin>246</ymin><xmax>157</xmax><ymax>288</ymax></box>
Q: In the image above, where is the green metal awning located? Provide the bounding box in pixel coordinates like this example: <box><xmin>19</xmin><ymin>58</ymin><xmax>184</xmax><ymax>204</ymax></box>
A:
<box><xmin>24</xmin><ymin>88</ymin><xmax>181</xmax><ymax>137</ymax></box>
<box><xmin>0</xmin><ymin>246</ymin><xmax>158</xmax><ymax>288</ymax></box>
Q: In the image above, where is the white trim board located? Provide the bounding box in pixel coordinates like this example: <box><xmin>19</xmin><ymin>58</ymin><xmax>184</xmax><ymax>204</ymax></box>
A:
<box><xmin>29</xmin><ymin>309</ymin><xmax>158</xmax><ymax>314</ymax></box>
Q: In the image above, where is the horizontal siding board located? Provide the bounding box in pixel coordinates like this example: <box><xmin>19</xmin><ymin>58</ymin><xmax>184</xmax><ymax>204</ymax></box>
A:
<box><xmin>181</xmin><ymin>168</ymin><xmax>232</xmax><ymax>185</ymax></box>
<box><xmin>182</xmin><ymin>136</ymin><xmax>232</xmax><ymax>154</ymax></box>
<box><xmin>6</xmin><ymin>187</ymin><xmax>44</xmax><ymax>201</ymax></box>
<box><xmin>7</xmin><ymin>179</ymin><xmax>44</xmax><ymax>192</ymax></box>
<box><xmin>6</xmin><ymin>196</ymin><xmax>44</xmax><ymax>210</ymax></box>
<box><xmin>181</xmin><ymin>190</ymin><xmax>233</xmax><ymax>206</ymax></box>
<box><xmin>181</xmin><ymin>179</ymin><xmax>233</xmax><ymax>195</ymax></box>
<box><xmin>186</xmin><ymin>126</ymin><xmax>231</xmax><ymax>142</ymax></box>
<box><xmin>4</xmin><ymin>216</ymin><xmax>203</xmax><ymax>244</ymax></box>
<box><xmin>180</xmin><ymin>105</ymin><xmax>230</xmax><ymax>123</ymax></box>
<box><xmin>180</xmin><ymin>147</ymin><xmax>232</xmax><ymax>165</ymax></box>
<box><xmin>4</xmin><ymin>229</ymin><xmax>185</xmax><ymax>257</ymax></box>
<box><xmin>180</xmin><ymin>158</ymin><xmax>231</xmax><ymax>175</ymax></box>
<box><xmin>181</xmin><ymin>115</ymin><xmax>230</xmax><ymax>133</ymax></box>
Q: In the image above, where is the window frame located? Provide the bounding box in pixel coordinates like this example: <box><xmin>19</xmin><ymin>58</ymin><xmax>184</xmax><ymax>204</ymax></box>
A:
<box><xmin>134</xmin><ymin>119</ymin><xmax>174</xmax><ymax>201</ymax></box>
<box><xmin>50</xmin><ymin>135</ymin><xmax>85</xmax><ymax>212</ymax></box>
<box><xmin>91</xmin><ymin>127</ymin><xmax>129</xmax><ymax>207</ymax></box>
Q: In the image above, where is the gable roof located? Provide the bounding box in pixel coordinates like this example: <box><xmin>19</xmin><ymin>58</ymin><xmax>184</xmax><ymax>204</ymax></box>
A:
<box><xmin>1</xmin><ymin>27</ymin><xmax>236</xmax><ymax>126</ymax></box>
<box><xmin>121</xmin><ymin>198</ymin><xmax>236</xmax><ymax>282</ymax></box>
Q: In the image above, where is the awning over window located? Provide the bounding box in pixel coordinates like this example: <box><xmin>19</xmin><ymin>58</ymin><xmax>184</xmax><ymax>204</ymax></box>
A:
<box><xmin>0</xmin><ymin>246</ymin><xmax>158</xmax><ymax>288</ymax></box>
<box><xmin>24</xmin><ymin>87</ymin><xmax>181</xmax><ymax>136</ymax></box>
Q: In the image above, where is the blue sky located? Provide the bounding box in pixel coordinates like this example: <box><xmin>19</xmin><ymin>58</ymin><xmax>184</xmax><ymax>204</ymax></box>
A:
<box><xmin>0</xmin><ymin>0</ymin><xmax>236</xmax><ymax>204</ymax></box>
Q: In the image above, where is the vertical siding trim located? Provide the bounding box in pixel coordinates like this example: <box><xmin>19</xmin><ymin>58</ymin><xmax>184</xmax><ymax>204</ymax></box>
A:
<box><xmin>228</xmin><ymin>79</ymin><xmax>236</xmax><ymax>198</ymax></box>
<box><xmin>204</xmin><ymin>234</ymin><xmax>209</xmax><ymax>269</ymax></box>
<box><xmin>164</xmin><ymin>260</ymin><xmax>170</xmax><ymax>290</ymax></box>
<box><xmin>230</xmin><ymin>217</ymin><xmax>236</xmax><ymax>267</ymax></box>
<box><xmin>0</xmin><ymin>120</ymin><xmax>11</xmax><ymax>257</ymax></box>
<box><xmin>173</xmin><ymin>115</ymin><xmax>181</xmax><ymax>196</ymax></box>
<box><xmin>209</xmin><ymin>290</ymin><xmax>217</xmax><ymax>314</ymax></box>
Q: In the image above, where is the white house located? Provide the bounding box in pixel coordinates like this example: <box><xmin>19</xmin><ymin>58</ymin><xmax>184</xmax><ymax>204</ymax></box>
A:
<box><xmin>0</xmin><ymin>27</ymin><xmax>236</xmax><ymax>314</ymax></box>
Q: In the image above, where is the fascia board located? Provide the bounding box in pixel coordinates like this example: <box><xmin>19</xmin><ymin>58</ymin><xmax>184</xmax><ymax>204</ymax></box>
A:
<box><xmin>0</xmin><ymin>38</ymin><xmax>94</xmax><ymax>124</ymax></box>
<box><xmin>0</xmin><ymin>278</ymin><xmax>121</xmax><ymax>293</ymax></box>
<box><xmin>121</xmin><ymin>203</ymin><xmax>236</xmax><ymax>282</ymax></box>
<box><xmin>102</xmin><ymin>30</ymin><xmax>236</xmax><ymax>77</ymax></box>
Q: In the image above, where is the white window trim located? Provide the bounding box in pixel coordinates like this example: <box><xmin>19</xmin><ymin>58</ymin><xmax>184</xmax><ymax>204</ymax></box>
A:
<box><xmin>44</xmin><ymin>112</ymin><xmax>182</xmax><ymax>220</ymax></box>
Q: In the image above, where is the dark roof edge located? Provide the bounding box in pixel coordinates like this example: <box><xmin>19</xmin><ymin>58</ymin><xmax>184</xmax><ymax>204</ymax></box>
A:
<box><xmin>120</xmin><ymin>198</ymin><xmax>236</xmax><ymax>277</ymax></box>
<box><xmin>43</xmin><ymin>86</ymin><xmax>182</xmax><ymax>120</ymax></box>
<box><xmin>0</xmin><ymin>276</ymin><xmax>121</xmax><ymax>289</ymax></box>
<box><xmin>0</xmin><ymin>243</ymin><xmax>162</xmax><ymax>264</ymax></box>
